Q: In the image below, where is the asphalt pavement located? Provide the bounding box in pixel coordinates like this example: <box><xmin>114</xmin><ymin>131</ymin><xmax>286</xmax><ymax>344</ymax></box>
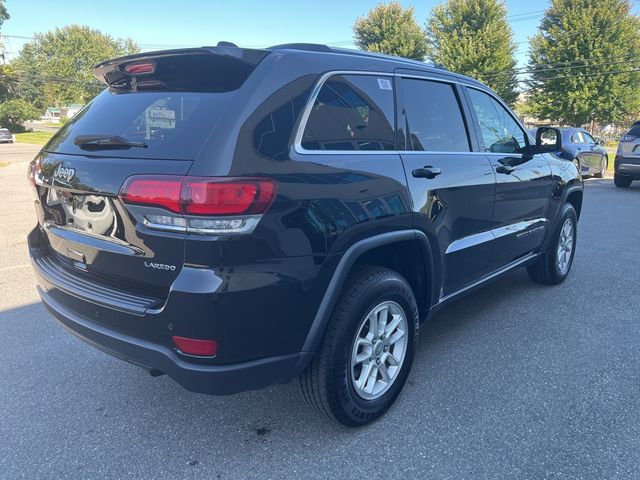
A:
<box><xmin>1</xmin><ymin>143</ymin><xmax>639</xmax><ymax>479</ymax></box>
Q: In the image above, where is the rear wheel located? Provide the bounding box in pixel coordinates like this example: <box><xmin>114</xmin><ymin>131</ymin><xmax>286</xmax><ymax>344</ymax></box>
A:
<box><xmin>614</xmin><ymin>173</ymin><xmax>632</xmax><ymax>188</ymax></box>
<box><xmin>527</xmin><ymin>203</ymin><xmax>577</xmax><ymax>285</ymax></box>
<box><xmin>573</xmin><ymin>158</ymin><xmax>581</xmax><ymax>176</ymax></box>
<box><xmin>300</xmin><ymin>266</ymin><xmax>418</xmax><ymax>427</ymax></box>
<box><xmin>594</xmin><ymin>156</ymin><xmax>607</xmax><ymax>178</ymax></box>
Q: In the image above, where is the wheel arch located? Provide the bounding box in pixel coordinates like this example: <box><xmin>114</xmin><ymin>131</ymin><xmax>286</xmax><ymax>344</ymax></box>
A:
<box><xmin>565</xmin><ymin>187</ymin><xmax>583</xmax><ymax>220</ymax></box>
<box><xmin>301</xmin><ymin>230</ymin><xmax>436</xmax><ymax>354</ymax></box>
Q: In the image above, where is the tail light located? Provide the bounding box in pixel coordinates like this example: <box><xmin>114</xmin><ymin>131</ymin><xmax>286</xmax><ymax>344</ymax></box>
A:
<box><xmin>119</xmin><ymin>176</ymin><xmax>277</xmax><ymax>235</ymax></box>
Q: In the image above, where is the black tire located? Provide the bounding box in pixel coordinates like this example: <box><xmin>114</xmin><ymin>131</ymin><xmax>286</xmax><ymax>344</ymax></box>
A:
<box><xmin>594</xmin><ymin>157</ymin><xmax>607</xmax><ymax>178</ymax></box>
<box><xmin>300</xmin><ymin>266</ymin><xmax>419</xmax><ymax>427</ymax></box>
<box><xmin>527</xmin><ymin>203</ymin><xmax>577</xmax><ymax>285</ymax></box>
<box><xmin>614</xmin><ymin>173</ymin><xmax>632</xmax><ymax>188</ymax></box>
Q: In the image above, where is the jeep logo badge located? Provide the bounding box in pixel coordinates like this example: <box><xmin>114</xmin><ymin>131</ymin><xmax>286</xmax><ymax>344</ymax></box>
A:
<box><xmin>53</xmin><ymin>164</ymin><xmax>76</xmax><ymax>183</ymax></box>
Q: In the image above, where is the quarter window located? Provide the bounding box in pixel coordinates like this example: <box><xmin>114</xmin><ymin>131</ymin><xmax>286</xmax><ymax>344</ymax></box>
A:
<box><xmin>301</xmin><ymin>74</ymin><xmax>395</xmax><ymax>151</ymax></box>
<box><xmin>571</xmin><ymin>132</ymin><xmax>584</xmax><ymax>143</ymax></box>
<box><xmin>467</xmin><ymin>88</ymin><xmax>527</xmax><ymax>154</ymax></box>
<box><xmin>401</xmin><ymin>78</ymin><xmax>470</xmax><ymax>152</ymax></box>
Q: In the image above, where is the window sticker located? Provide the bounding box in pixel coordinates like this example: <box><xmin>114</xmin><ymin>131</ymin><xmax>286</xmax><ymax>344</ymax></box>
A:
<box><xmin>147</xmin><ymin>108</ymin><xmax>176</xmax><ymax>129</ymax></box>
<box><xmin>377</xmin><ymin>78</ymin><xmax>392</xmax><ymax>91</ymax></box>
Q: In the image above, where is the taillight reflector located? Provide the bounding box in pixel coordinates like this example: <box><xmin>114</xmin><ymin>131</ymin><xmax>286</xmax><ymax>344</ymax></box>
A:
<box><xmin>119</xmin><ymin>176</ymin><xmax>276</xmax><ymax>216</ymax></box>
<box><xmin>172</xmin><ymin>336</ymin><xmax>218</xmax><ymax>356</ymax></box>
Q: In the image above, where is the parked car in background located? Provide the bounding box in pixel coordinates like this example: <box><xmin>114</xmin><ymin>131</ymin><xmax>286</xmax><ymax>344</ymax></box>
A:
<box><xmin>27</xmin><ymin>44</ymin><xmax>583</xmax><ymax>426</ymax></box>
<box><xmin>554</xmin><ymin>128</ymin><xmax>608</xmax><ymax>178</ymax></box>
<box><xmin>0</xmin><ymin>128</ymin><xmax>14</xmax><ymax>143</ymax></box>
<box><xmin>614</xmin><ymin>121</ymin><xmax>640</xmax><ymax>188</ymax></box>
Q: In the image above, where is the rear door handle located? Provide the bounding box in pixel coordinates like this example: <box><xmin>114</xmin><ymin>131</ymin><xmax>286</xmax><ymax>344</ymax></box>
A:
<box><xmin>412</xmin><ymin>166</ymin><xmax>442</xmax><ymax>179</ymax></box>
<box><xmin>496</xmin><ymin>165</ymin><xmax>515</xmax><ymax>175</ymax></box>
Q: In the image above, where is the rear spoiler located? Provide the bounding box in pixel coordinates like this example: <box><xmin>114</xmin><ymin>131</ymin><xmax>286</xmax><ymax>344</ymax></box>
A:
<box><xmin>93</xmin><ymin>47</ymin><xmax>270</xmax><ymax>89</ymax></box>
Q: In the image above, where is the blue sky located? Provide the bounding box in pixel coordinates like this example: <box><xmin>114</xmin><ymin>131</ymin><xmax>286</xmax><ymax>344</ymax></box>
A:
<box><xmin>1</xmin><ymin>0</ymin><xmax>638</xmax><ymax>68</ymax></box>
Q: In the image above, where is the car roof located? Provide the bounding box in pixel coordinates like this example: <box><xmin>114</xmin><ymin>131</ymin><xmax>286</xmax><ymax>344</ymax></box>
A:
<box><xmin>94</xmin><ymin>43</ymin><xmax>487</xmax><ymax>90</ymax></box>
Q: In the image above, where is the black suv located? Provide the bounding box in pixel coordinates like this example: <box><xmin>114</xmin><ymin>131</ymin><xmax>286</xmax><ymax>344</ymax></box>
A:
<box><xmin>28</xmin><ymin>44</ymin><xmax>583</xmax><ymax>426</ymax></box>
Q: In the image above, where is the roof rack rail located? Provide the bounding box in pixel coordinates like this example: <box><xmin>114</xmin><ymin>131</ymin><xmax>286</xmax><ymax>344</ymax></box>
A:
<box><xmin>268</xmin><ymin>43</ymin><xmax>331</xmax><ymax>53</ymax></box>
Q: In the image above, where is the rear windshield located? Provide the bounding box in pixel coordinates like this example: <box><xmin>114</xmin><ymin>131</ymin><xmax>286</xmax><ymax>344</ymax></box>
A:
<box><xmin>626</xmin><ymin>123</ymin><xmax>640</xmax><ymax>137</ymax></box>
<box><xmin>45</xmin><ymin>50</ymin><xmax>268</xmax><ymax>160</ymax></box>
<box><xmin>44</xmin><ymin>90</ymin><xmax>233</xmax><ymax>160</ymax></box>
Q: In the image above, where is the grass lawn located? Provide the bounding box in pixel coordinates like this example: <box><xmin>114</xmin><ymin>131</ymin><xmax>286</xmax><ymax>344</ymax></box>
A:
<box><xmin>605</xmin><ymin>144</ymin><xmax>618</xmax><ymax>172</ymax></box>
<box><xmin>15</xmin><ymin>131</ymin><xmax>55</xmax><ymax>145</ymax></box>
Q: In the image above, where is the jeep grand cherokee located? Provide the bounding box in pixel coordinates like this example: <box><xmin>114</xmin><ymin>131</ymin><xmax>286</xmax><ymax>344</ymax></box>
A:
<box><xmin>28</xmin><ymin>43</ymin><xmax>583</xmax><ymax>426</ymax></box>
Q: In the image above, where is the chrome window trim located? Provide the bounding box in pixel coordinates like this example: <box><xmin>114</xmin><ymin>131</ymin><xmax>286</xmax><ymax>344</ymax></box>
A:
<box><xmin>292</xmin><ymin>70</ymin><xmax>491</xmax><ymax>157</ymax></box>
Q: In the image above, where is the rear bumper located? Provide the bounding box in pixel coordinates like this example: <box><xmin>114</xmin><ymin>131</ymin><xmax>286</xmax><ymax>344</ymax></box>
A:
<box><xmin>28</xmin><ymin>225</ymin><xmax>325</xmax><ymax>395</ymax></box>
<box><xmin>38</xmin><ymin>286</ymin><xmax>313</xmax><ymax>395</ymax></box>
<box><xmin>615</xmin><ymin>156</ymin><xmax>640</xmax><ymax>178</ymax></box>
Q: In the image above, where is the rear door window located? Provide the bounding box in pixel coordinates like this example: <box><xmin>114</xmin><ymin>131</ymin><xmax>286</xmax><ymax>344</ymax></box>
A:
<box><xmin>400</xmin><ymin>78</ymin><xmax>470</xmax><ymax>152</ymax></box>
<box><xmin>300</xmin><ymin>74</ymin><xmax>395</xmax><ymax>151</ymax></box>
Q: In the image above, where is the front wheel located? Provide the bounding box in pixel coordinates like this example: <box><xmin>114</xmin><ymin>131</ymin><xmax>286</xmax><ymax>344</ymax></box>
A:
<box><xmin>614</xmin><ymin>174</ymin><xmax>632</xmax><ymax>188</ymax></box>
<box><xmin>527</xmin><ymin>203</ymin><xmax>577</xmax><ymax>285</ymax></box>
<box><xmin>300</xmin><ymin>266</ymin><xmax>418</xmax><ymax>427</ymax></box>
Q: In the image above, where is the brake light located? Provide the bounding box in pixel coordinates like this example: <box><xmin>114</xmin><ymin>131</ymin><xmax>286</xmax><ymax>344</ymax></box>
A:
<box><xmin>172</xmin><ymin>336</ymin><xmax>218</xmax><ymax>357</ymax></box>
<box><xmin>119</xmin><ymin>176</ymin><xmax>276</xmax><ymax>215</ymax></box>
<box><xmin>123</xmin><ymin>62</ymin><xmax>155</xmax><ymax>75</ymax></box>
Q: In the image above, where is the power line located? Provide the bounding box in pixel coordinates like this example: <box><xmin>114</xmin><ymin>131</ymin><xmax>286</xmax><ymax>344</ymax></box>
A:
<box><xmin>492</xmin><ymin>67</ymin><xmax>640</xmax><ymax>85</ymax></box>
<box><xmin>483</xmin><ymin>57</ymin><xmax>640</xmax><ymax>79</ymax></box>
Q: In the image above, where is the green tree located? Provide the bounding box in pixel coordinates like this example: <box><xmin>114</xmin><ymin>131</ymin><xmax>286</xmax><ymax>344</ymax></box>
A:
<box><xmin>354</xmin><ymin>2</ymin><xmax>428</xmax><ymax>60</ymax></box>
<box><xmin>426</xmin><ymin>0</ymin><xmax>518</xmax><ymax>104</ymax></box>
<box><xmin>0</xmin><ymin>64</ymin><xmax>17</xmax><ymax>102</ymax></box>
<box><xmin>12</xmin><ymin>25</ymin><xmax>139</xmax><ymax>109</ymax></box>
<box><xmin>526</xmin><ymin>0</ymin><xmax>640</xmax><ymax>125</ymax></box>
<box><xmin>0</xmin><ymin>0</ymin><xmax>9</xmax><ymax>29</ymax></box>
<box><xmin>0</xmin><ymin>99</ymin><xmax>40</xmax><ymax>132</ymax></box>
<box><xmin>0</xmin><ymin>0</ymin><xmax>10</xmax><ymax>65</ymax></box>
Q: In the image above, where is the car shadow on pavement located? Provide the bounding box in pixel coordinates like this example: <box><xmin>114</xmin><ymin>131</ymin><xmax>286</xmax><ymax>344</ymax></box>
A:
<box><xmin>2</xmin><ymin>267</ymin><xmax>538</xmax><ymax>438</ymax></box>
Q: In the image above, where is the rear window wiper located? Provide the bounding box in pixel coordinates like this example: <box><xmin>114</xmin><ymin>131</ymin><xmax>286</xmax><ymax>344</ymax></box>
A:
<box><xmin>74</xmin><ymin>135</ymin><xmax>148</xmax><ymax>150</ymax></box>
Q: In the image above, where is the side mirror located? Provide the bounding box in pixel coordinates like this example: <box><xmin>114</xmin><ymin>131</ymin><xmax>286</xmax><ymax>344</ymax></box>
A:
<box><xmin>535</xmin><ymin>127</ymin><xmax>562</xmax><ymax>153</ymax></box>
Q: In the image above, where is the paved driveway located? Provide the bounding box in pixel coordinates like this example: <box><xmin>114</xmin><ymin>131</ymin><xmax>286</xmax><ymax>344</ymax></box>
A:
<box><xmin>1</xmin><ymin>147</ymin><xmax>639</xmax><ymax>479</ymax></box>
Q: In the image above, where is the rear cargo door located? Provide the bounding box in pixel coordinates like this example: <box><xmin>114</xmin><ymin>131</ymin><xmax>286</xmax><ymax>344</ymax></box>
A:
<box><xmin>31</xmin><ymin>49</ymin><xmax>267</xmax><ymax>294</ymax></box>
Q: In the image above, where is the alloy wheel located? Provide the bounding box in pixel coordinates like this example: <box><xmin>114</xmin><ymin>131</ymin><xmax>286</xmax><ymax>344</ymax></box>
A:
<box><xmin>350</xmin><ymin>301</ymin><xmax>408</xmax><ymax>401</ymax></box>
<box><xmin>556</xmin><ymin>218</ymin><xmax>574</xmax><ymax>274</ymax></box>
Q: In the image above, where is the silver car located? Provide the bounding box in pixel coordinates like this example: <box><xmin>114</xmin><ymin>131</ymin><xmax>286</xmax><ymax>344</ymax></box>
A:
<box><xmin>0</xmin><ymin>128</ymin><xmax>13</xmax><ymax>143</ymax></box>
<box><xmin>615</xmin><ymin>122</ymin><xmax>640</xmax><ymax>188</ymax></box>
